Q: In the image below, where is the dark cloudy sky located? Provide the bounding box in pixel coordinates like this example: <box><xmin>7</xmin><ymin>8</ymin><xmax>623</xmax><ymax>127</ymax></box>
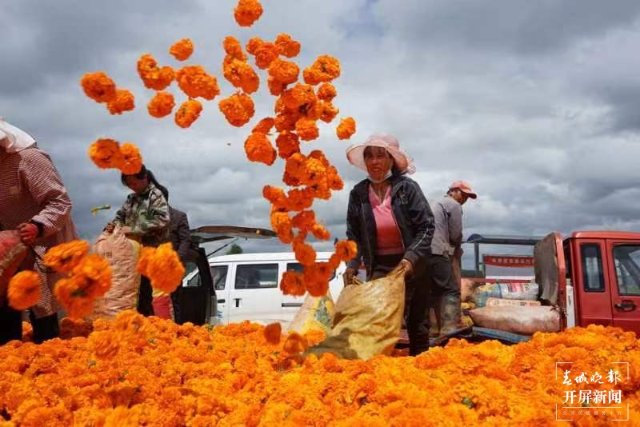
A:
<box><xmin>3</xmin><ymin>0</ymin><xmax>640</xmax><ymax>266</ymax></box>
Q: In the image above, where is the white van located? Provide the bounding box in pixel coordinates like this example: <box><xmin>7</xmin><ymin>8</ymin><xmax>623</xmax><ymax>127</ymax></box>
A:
<box><xmin>181</xmin><ymin>251</ymin><xmax>346</xmax><ymax>327</ymax></box>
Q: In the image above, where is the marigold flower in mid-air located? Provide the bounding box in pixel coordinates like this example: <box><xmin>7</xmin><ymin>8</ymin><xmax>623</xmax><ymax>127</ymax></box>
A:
<box><xmin>244</xmin><ymin>132</ymin><xmax>276</xmax><ymax>165</ymax></box>
<box><xmin>106</xmin><ymin>89</ymin><xmax>135</xmax><ymax>115</ymax></box>
<box><xmin>137</xmin><ymin>54</ymin><xmax>174</xmax><ymax>90</ymax></box>
<box><xmin>80</xmin><ymin>71</ymin><xmax>117</xmax><ymax>103</ymax></box>
<box><xmin>303</xmin><ymin>55</ymin><xmax>341</xmax><ymax>85</ymax></box>
<box><xmin>137</xmin><ymin>243</ymin><xmax>185</xmax><ymax>293</ymax></box>
<box><xmin>253</xmin><ymin>42</ymin><xmax>279</xmax><ymax>70</ymax></box>
<box><xmin>147</xmin><ymin>91</ymin><xmax>175</xmax><ymax>118</ymax></box>
<box><xmin>234</xmin><ymin>0</ymin><xmax>263</xmax><ymax>27</ymax></box>
<box><xmin>223</xmin><ymin>58</ymin><xmax>260</xmax><ymax>94</ymax></box>
<box><xmin>275</xmin><ymin>131</ymin><xmax>300</xmax><ymax>159</ymax></box>
<box><xmin>7</xmin><ymin>271</ymin><xmax>41</xmax><ymax>310</ymax></box>
<box><xmin>43</xmin><ymin>240</ymin><xmax>91</xmax><ymax>274</ymax></box>
<box><xmin>71</xmin><ymin>254</ymin><xmax>113</xmax><ymax>299</ymax></box>
<box><xmin>293</xmin><ymin>237</ymin><xmax>316</xmax><ymax>266</ymax></box>
<box><xmin>169</xmin><ymin>38</ymin><xmax>194</xmax><ymax>61</ymax></box>
<box><xmin>88</xmin><ymin>138</ymin><xmax>123</xmax><ymax>169</ymax></box>
<box><xmin>336</xmin><ymin>117</ymin><xmax>356</xmax><ymax>140</ymax></box>
<box><xmin>252</xmin><ymin>117</ymin><xmax>275</xmax><ymax>134</ymax></box>
<box><xmin>219</xmin><ymin>93</ymin><xmax>255</xmax><ymax>127</ymax></box>
<box><xmin>176</xmin><ymin>65</ymin><xmax>220</xmax><ymax>100</ymax></box>
<box><xmin>279</xmin><ymin>271</ymin><xmax>305</xmax><ymax>296</ymax></box>
<box><xmin>317</xmin><ymin>82</ymin><xmax>337</xmax><ymax>101</ymax></box>
<box><xmin>223</xmin><ymin>36</ymin><xmax>247</xmax><ymax>61</ymax></box>
<box><xmin>271</xmin><ymin>210</ymin><xmax>294</xmax><ymax>244</ymax></box>
<box><xmin>175</xmin><ymin>99</ymin><xmax>203</xmax><ymax>128</ymax></box>
<box><xmin>268</xmin><ymin>59</ymin><xmax>299</xmax><ymax>85</ymax></box>
<box><xmin>263</xmin><ymin>322</ymin><xmax>282</xmax><ymax>344</ymax></box>
<box><xmin>275</xmin><ymin>33</ymin><xmax>301</xmax><ymax>58</ymax></box>
<box><xmin>118</xmin><ymin>143</ymin><xmax>143</xmax><ymax>175</ymax></box>
<box><xmin>334</xmin><ymin>240</ymin><xmax>358</xmax><ymax>262</ymax></box>
<box><xmin>320</xmin><ymin>102</ymin><xmax>339</xmax><ymax>123</ymax></box>
<box><xmin>283</xmin><ymin>332</ymin><xmax>308</xmax><ymax>354</ymax></box>
<box><xmin>54</xmin><ymin>277</ymin><xmax>95</xmax><ymax>319</ymax></box>
<box><xmin>295</xmin><ymin>118</ymin><xmax>319</xmax><ymax>141</ymax></box>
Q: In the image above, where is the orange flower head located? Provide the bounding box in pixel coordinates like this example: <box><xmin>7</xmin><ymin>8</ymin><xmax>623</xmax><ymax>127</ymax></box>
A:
<box><xmin>54</xmin><ymin>277</ymin><xmax>95</xmax><ymax>319</ymax></box>
<box><xmin>303</xmin><ymin>263</ymin><xmax>331</xmax><ymax>297</ymax></box>
<box><xmin>263</xmin><ymin>185</ymin><xmax>287</xmax><ymax>209</ymax></box>
<box><xmin>80</xmin><ymin>71</ymin><xmax>117</xmax><ymax>103</ymax></box>
<box><xmin>223</xmin><ymin>57</ymin><xmax>260</xmax><ymax>94</ymax></box>
<box><xmin>118</xmin><ymin>143</ymin><xmax>143</xmax><ymax>175</ymax></box>
<box><xmin>327</xmin><ymin>165</ymin><xmax>344</xmax><ymax>191</ymax></box>
<box><xmin>282</xmin><ymin>83</ymin><xmax>316</xmax><ymax>110</ymax></box>
<box><xmin>88</xmin><ymin>138</ymin><xmax>123</xmax><ymax>169</ymax></box>
<box><xmin>140</xmin><ymin>243</ymin><xmax>185</xmax><ymax>293</ymax></box>
<box><xmin>263</xmin><ymin>322</ymin><xmax>282</xmax><ymax>344</ymax></box>
<box><xmin>43</xmin><ymin>240</ymin><xmax>91</xmax><ymax>273</ymax></box>
<box><xmin>244</xmin><ymin>132</ymin><xmax>276</xmax><ymax>165</ymax></box>
<box><xmin>223</xmin><ymin>36</ymin><xmax>247</xmax><ymax>61</ymax></box>
<box><xmin>274</xmin><ymin>113</ymin><xmax>298</xmax><ymax>132</ymax></box>
<box><xmin>282</xmin><ymin>153</ymin><xmax>306</xmax><ymax>184</ymax></box>
<box><xmin>279</xmin><ymin>271</ymin><xmax>305</xmax><ymax>296</ymax></box>
<box><xmin>317</xmin><ymin>83</ymin><xmax>337</xmax><ymax>102</ymax></box>
<box><xmin>295</xmin><ymin>118</ymin><xmax>319</xmax><ymax>141</ymax></box>
<box><xmin>218</xmin><ymin>92</ymin><xmax>256</xmax><ymax>127</ymax></box>
<box><xmin>8</xmin><ymin>271</ymin><xmax>41</xmax><ymax>310</ymax></box>
<box><xmin>275</xmin><ymin>33</ymin><xmax>301</xmax><ymax>58</ymax></box>
<box><xmin>71</xmin><ymin>253</ymin><xmax>113</xmax><ymax>299</ymax></box>
<box><xmin>283</xmin><ymin>332</ymin><xmax>308</xmax><ymax>354</ymax></box>
<box><xmin>270</xmin><ymin>210</ymin><xmax>293</xmax><ymax>244</ymax></box>
<box><xmin>176</xmin><ymin>65</ymin><xmax>220</xmax><ymax>100</ymax></box>
<box><xmin>268</xmin><ymin>59</ymin><xmax>299</xmax><ymax>85</ymax></box>
<box><xmin>285</xmin><ymin>187</ymin><xmax>314</xmax><ymax>211</ymax></box>
<box><xmin>253</xmin><ymin>42</ymin><xmax>279</xmax><ymax>70</ymax></box>
<box><xmin>336</xmin><ymin>117</ymin><xmax>356</xmax><ymax>140</ymax></box>
<box><xmin>292</xmin><ymin>210</ymin><xmax>316</xmax><ymax>233</ymax></box>
<box><xmin>293</xmin><ymin>237</ymin><xmax>316</xmax><ymax>266</ymax></box>
<box><xmin>234</xmin><ymin>0</ymin><xmax>263</xmax><ymax>27</ymax></box>
<box><xmin>147</xmin><ymin>91</ymin><xmax>175</xmax><ymax>118</ymax></box>
<box><xmin>169</xmin><ymin>38</ymin><xmax>194</xmax><ymax>61</ymax></box>
<box><xmin>335</xmin><ymin>240</ymin><xmax>358</xmax><ymax>262</ymax></box>
<box><xmin>303</xmin><ymin>55</ymin><xmax>341</xmax><ymax>85</ymax></box>
<box><xmin>267</xmin><ymin>76</ymin><xmax>287</xmax><ymax>96</ymax></box>
<box><xmin>175</xmin><ymin>99</ymin><xmax>203</xmax><ymax>128</ymax></box>
<box><xmin>137</xmin><ymin>54</ymin><xmax>174</xmax><ymax>90</ymax></box>
<box><xmin>106</xmin><ymin>89</ymin><xmax>135</xmax><ymax>115</ymax></box>
<box><xmin>320</xmin><ymin>102</ymin><xmax>339</xmax><ymax>123</ymax></box>
<box><xmin>311</xmin><ymin>224</ymin><xmax>331</xmax><ymax>241</ymax></box>
<box><xmin>275</xmin><ymin>131</ymin><xmax>300</xmax><ymax>159</ymax></box>
<box><xmin>246</xmin><ymin>37</ymin><xmax>264</xmax><ymax>55</ymax></box>
<box><xmin>136</xmin><ymin>246</ymin><xmax>156</xmax><ymax>275</ymax></box>
<box><xmin>252</xmin><ymin>117</ymin><xmax>275</xmax><ymax>134</ymax></box>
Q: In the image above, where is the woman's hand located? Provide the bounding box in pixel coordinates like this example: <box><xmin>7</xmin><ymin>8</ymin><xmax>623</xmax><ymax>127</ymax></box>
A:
<box><xmin>399</xmin><ymin>259</ymin><xmax>414</xmax><ymax>278</ymax></box>
<box><xmin>17</xmin><ymin>222</ymin><xmax>39</xmax><ymax>245</ymax></box>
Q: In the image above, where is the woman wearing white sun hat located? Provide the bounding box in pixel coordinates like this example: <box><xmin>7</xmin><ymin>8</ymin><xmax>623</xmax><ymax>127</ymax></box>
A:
<box><xmin>344</xmin><ymin>133</ymin><xmax>435</xmax><ymax>356</ymax></box>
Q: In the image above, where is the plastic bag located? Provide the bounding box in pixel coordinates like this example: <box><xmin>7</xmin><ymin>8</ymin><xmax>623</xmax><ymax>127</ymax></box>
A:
<box><xmin>306</xmin><ymin>267</ymin><xmax>405</xmax><ymax>360</ymax></box>
<box><xmin>92</xmin><ymin>226</ymin><xmax>141</xmax><ymax>318</ymax></box>
<box><xmin>288</xmin><ymin>293</ymin><xmax>336</xmax><ymax>336</ymax></box>
<box><xmin>0</xmin><ymin>231</ymin><xmax>28</xmax><ymax>306</ymax></box>
<box><xmin>468</xmin><ymin>305</ymin><xmax>561</xmax><ymax>335</ymax></box>
<box><xmin>472</xmin><ymin>282</ymin><xmax>539</xmax><ymax>307</ymax></box>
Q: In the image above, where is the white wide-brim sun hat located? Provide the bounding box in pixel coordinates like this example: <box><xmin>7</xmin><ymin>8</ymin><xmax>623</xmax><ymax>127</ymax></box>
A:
<box><xmin>346</xmin><ymin>133</ymin><xmax>415</xmax><ymax>175</ymax></box>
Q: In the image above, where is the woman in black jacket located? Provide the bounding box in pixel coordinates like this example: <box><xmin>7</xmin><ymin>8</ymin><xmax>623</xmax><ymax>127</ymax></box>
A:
<box><xmin>345</xmin><ymin>133</ymin><xmax>435</xmax><ymax>355</ymax></box>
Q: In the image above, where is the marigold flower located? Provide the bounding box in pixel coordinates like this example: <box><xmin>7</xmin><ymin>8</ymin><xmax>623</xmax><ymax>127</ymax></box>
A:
<box><xmin>270</xmin><ymin>210</ymin><xmax>294</xmax><ymax>244</ymax></box>
<box><xmin>263</xmin><ymin>185</ymin><xmax>287</xmax><ymax>208</ymax></box>
<box><xmin>137</xmin><ymin>54</ymin><xmax>174</xmax><ymax>90</ymax></box>
<box><xmin>54</xmin><ymin>277</ymin><xmax>95</xmax><ymax>319</ymax></box>
<box><xmin>279</xmin><ymin>271</ymin><xmax>305</xmax><ymax>296</ymax></box>
<box><xmin>88</xmin><ymin>138</ymin><xmax>123</xmax><ymax>169</ymax></box>
<box><xmin>223</xmin><ymin>57</ymin><xmax>260</xmax><ymax>94</ymax></box>
<box><xmin>267</xmin><ymin>76</ymin><xmax>287</xmax><ymax>96</ymax></box>
<box><xmin>268</xmin><ymin>59</ymin><xmax>299</xmax><ymax>85</ymax></box>
<box><xmin>327</xmin><ymin>165</ymin><xmax>344</xmax><ymax>191</ymax></box>
<box><xmin>253</xmin><ymin>42</ymin><xmax>279</xmax><ymax>70</ymax></box>
<box><xmin>263</xmin><ymin>322</ymin><xmax>282</xmax><ymax>344</ymax></box>
<box><xmin>286</xmin><ymin>187</ymin><xmax>314</xmax><ymax>211</ymax></box>
<box><xmin>244</xmin><ymin>132</ymin><xmax>276</xmax><ymax>165</ymax></box>
<box><xmin>292</xmin><ymin>210</ymin><xmax>316</xmax><ymax>233</ymax></box>
<box><xmin>175</xmin><ymin>99</ymin><xmax>203</xmax><ymax>128</ymax></box>
<box><xmin>219</xmin><ymin>92</ymin><xmax>256</xmax><ymax>127</ymax></box>
<box><xmin>282</xmin><ymin>83</ymin><xmax>316</xmax><ymax>110</ymax></box>
<box><xmin>320</xmin><ymin>102</ymin><xmax>339</xmax><ymax>123</ymax></box>
<box><xmin>336</xmin><ymin>117</ymin><xmax>356</xmax><ymax>140</ymax></box>
<box><xmin>8</xmin><ymin>271</ymin><xmax>41</xmax><ymax>310</ymax></box>
<box><xmin>233</xmin><ymin>0</ymin><xmax>263</xmax><ymax>27</ymax></box>
<box><xmin>316</xmin><ymin>83</ymin><xmax>337</xmax><ymax>101</ymax></box>
<box><xmin>335</xmin><ymin>240</ymin><xmax>358</xmax><ymax>262</ymax></box>
<box><xmin>176</xmin><ymin>65</ymin><xmax>220</xmax><ymax>100</ymax></box>
<box><xmin>295</xmin><ymin>118</ymin><xmax>319</xmax><ymax>141</ymax></box>
<box><xmin>311</xmin><ymin>224</ymin><xmax>330</xmax><ymax>241</ymax></box>
<box><xmin>71</xmin><ymin>254</ymin><xmax>113</xmax><ymax>299</ymax></box>
<box><xmin>106</xmin><ymin>89</ymin><xmax>135</xmax><ymax>115</ymax></box>
<box><xmin>223</xmin><ymin>36</ymin><xmax>247</xmax><ymax>61</ymax></box>
<box><xmin>275</xmin><ymin>131</ymin><xmax>300</xmax><ymax>159</ymax></box>
<box><xmin>147</xmin><ymin>91</ymin><xmax>175</xmax><ymax>118</ymax></box>
<box><xmin>118</xmin><ymin>143</ymin><xmax>143</xmax><ymax>175</ymax></box>
<box><xmin>274</xmin><ymin>113</ymin><xmax>298</xmax><ymax>132</ymax></box>
<box><xmin>43</xmin><ymin>240</ymin><xmax>91</xmax><ymax>273</ymax></box>
<box><xmin>283</xmin><ymin>332</ymin><xmax>308</xmax><ymax>354</ymax></box>
<box><xmin>293</xmin><ymin>237</ymin><xmax>316</xmax><ymax>266</ymax></box>
<box><xmin>252</xmin><ymin>117</ymin><xmax>275</xmax><ymax>134</ymax></box>
<box><xmin>80</xmin><ymin>71</ymin><xmax>117</xmax><ymax>103</ymax></box>
<box><xmin>303</xmin><ymin>55</ymin><xmax>341</xmax><ymax>85</ymax></box>
<box><xmin>137</xmin><ymin>243</ymin><xmax>185</xmax><ymax>293</ymax></box>
<box><xmin>274</xmin><ymin>33</ymin><xmax>301</xmax><ymax>58</ymax></box>
<box><xmin>169</xmin><ymin>38</ymin><xmax>194</xmax><ymax>61</ymax></box>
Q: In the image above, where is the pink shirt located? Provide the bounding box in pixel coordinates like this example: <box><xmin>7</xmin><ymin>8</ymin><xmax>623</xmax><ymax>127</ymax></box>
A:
<box><xmin>369</xmin><ymin>186</ymin><xmax>404</xmax><ymax>256</ymax></box>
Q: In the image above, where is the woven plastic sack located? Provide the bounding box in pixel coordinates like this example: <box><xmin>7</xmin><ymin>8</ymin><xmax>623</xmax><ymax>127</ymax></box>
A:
<box><xmin>306</xmin><ymin>266</ymin><xmax>405</xmax><ymax>360</ymax></box>
<box><xmin>484</xmin><ymin>297</ymin><xmax>541</xmax><ymax>307</ymax></box>
<box><xmin>288</xmin><ymin>293</ymin><xmax>335</xmax><ymax>336</ymax></box>
<box><xmin>468</xmin><ymin>305</ymin><xmax>561</xmax><ymax>335</ymax></box>
<box><xmin>92</xmin><ymin>226</ymin><xmax>141</xmax><ymax>318</ymax></box>
<box><xmin>0</xmin><ymin>231</ymin><xmax>28</xmax><ymax>306</ymax></box>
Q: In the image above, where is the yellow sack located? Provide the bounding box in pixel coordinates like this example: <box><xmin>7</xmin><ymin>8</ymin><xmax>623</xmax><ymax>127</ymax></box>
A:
<box><xmin>288</xmin><ymin>293</ymin><xmax>335</xmax><ymax>336</ymax></box>
<box><xmin>306</xmin><ymin>267</ymin><xmax>405</xmax><ymax>360</ymax></box>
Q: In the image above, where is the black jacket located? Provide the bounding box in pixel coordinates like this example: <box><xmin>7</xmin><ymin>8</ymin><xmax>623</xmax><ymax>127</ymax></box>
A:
<box><xmin>169</xmin><ymin>206</ymin><xmax>191</xmax><ymax>263</ymax></box>
<box><xmin>346</xmin><ymin>174</ymin><xmax>435</xmax><ymax>279</ymax></box>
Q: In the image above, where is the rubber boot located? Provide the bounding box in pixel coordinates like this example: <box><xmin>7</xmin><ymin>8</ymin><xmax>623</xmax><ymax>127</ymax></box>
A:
<box><xmin>439</xmin><ymin>294</ymin><xmax>461</xmax><ymax>336</ymax></box>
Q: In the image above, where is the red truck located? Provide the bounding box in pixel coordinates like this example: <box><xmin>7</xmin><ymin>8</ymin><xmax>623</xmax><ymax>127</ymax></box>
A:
<box><xmin>454</xmin><ymin>230</ymin><xmax>640</xmax><ymax>344</ymax></box>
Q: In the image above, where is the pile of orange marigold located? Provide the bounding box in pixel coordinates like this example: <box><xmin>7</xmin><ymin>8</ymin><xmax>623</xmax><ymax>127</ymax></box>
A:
<box><xmin>80</xmin><ymin>0</ymin><xmax>359</xmax><ymax>298</ymax></box>
<box><xmin>0</xmin><ymin>312</ymin><xmax>638</xmax><ymax>426</ymax></box>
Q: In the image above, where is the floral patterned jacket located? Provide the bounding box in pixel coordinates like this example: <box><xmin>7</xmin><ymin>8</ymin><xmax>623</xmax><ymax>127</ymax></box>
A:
<box><xmin>113</xmin><ymin>182</ymin><xmax>170</xmax><ymax>246</ymax></box>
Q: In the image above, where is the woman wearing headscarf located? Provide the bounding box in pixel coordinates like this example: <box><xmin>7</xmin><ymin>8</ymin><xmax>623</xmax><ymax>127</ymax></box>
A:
<box><xmin>345</xmin><ymin>133</ymin><xmax>435</xmax><ymax>356</ymax></box>
<box><xmin>105</xmin><ymin>165</ymin><xmax>170</xmax><ymax>316</ymax></box>
<box><xmin>0</xmin><ymin>119</ymin><xmax>78</xmax><ymax>344</ymax></box>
